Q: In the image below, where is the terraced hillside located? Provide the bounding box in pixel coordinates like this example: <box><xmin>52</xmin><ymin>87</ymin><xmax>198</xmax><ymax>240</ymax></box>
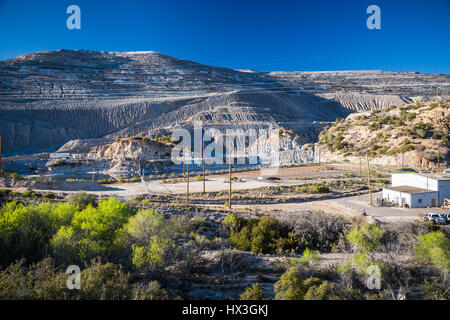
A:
<box><xmin>316</xmin><ymin>100</ymin><xmax>450</xmax><ymax>169</ymax></box>
<box><xmin>0</xmin><ymin>49</ymin><xmax>449</xmax><ymax>154</ymax></box>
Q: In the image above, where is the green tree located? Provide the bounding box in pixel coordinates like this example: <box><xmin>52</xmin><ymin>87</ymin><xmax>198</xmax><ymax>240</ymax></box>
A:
<box><xmin>414</xmin><ymin>231</ymin><xmax>450</xmax><ymax>285</ymax></box>
<box><xmin>51</xmin><ymin>198</ymin><xmax>134</xmax><ymax>264</ymax></box>
<box><xmin>121</xmin><ymin>209</ymin><xmax>174</xmax><ymax>273</ymax></box>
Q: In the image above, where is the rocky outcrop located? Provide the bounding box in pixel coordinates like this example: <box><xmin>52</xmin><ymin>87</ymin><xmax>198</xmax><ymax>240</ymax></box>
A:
<box><xmin>315</xmin><ymin>101</ymin><xmax>450</xmax><ymax>169</ymax></box>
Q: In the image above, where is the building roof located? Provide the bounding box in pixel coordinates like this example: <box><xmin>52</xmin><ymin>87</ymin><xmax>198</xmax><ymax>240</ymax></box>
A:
<box><xmin>384</xmin><ymin>185</ymin><xmax>438</xmax><ymax>195</ymax></box>
<box><xmin>414</xmin><ymin>172</ymin><xmax>450</xmax><ymax>181</ymax></box>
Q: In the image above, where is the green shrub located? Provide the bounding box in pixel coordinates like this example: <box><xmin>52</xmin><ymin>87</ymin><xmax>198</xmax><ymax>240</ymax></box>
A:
<box><xmin>21</xmin><ymin>190</ymin><xmax>34</xmax><ymax>198</ymax></box>
<box><xmin>240</xmin><ymin>284</ymin><xmax>266</xmax><ymax>300</ymax></box>
<box><xmin>416</xmin><ymin>128</ymin><xmax>428</xmax><ymax>138</ymax></box>
<box><xmin>226</xmin><ymin>216</ymin><xmax>295</xmax><ymax>254</ymax></box>
<box><xmin>0</xmin><ymin>189</ymin><xmax>11</xmax><ymax>197</ymax></box>
<box><xmin>121</xmin><ymin>209</ymin><xmax>175</xmax><ymax>274</ymax></box>
<box><xmin>274</xmin><ymin>267</ymin><xmax>329</xmax><ymax>300</ymax></box>
<box><xmin>51</xmin><ymin>198</ymin><xmax>134</xmax><ymax>265</ymax></box>
<box><xmin>43</xmin><ymin>192</ymin><xmax>56</xmax><ymax>199</ymax></box>
<box><xmin>310</xmin><ymin>184</ymin><xmax>330</xmax><ymax>194</ymax></box>
<box><xmin>0</xmin><ymin>258</ymin><xmax>71</xmax><ymax>300</ymax></box>
<box><xmin>132</xmin><ymin>281</ymin><xmax>169</xmax><ymax>300</ymax></box>
<box><xmin>69</xmin><ymin>192</ymin><xmax>97</xmax><ymax>210</ymax></box>
<box><xmin>414</xmin><ymin>231</ymin><xmax>450</xmax><ymax>278</ymax></box>
<box><xmin>77</xmin><ymin>258</ymin><xmax>131</xmax><ymax>300</ymax></box>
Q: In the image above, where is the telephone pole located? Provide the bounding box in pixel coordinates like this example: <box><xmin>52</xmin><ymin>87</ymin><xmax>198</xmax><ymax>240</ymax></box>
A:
<box><xmin>359</xmin><ymin>157</ymin><xmax>362</xmax><ymax>176</ymax></box>
<box><xmin>433</xmin><ymin>113</ymin><xmax>440</xmax><ymax>172</ymax></box>
<box><xmin>186</xmin><ymin>160</ymin><xmax>190</xmax><ymax>212</ymax></box>
<box><xmin>366</xmin><ymin>151</ymin><xmax>373</xmax><ymax>206</ymax></box>
<box><xmin>202</xmin><ymin>140</ymin><xmax>206</xmax><ymax>194</ymax></box>
<box><xmin>229</xmin><ymin>158</ymin><xmax>232</xmax><ymax>212</ymax></box>
<box><xmin>0</xmin><ymin>136</ymin><xmax>2</xmax><ymax>173</ymax></box>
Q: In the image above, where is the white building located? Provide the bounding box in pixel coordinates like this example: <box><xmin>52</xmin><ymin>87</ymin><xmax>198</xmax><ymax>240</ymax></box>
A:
<box><xmin>382</xmin><ymin>172</ymin><xmax>450</xmax><ymax>208</ymax></box>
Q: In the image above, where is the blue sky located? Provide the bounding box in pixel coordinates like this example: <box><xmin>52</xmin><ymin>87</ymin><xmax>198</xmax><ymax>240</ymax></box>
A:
<box><xmin>0</xmin><ymin>0</ymin><xmax>449</xmax><ymax>73</ymax></box>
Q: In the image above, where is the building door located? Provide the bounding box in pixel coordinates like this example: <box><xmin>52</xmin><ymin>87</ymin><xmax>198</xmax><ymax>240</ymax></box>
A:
<box><xmin>432</xmin><ymin>199</ymin><xmax>436</xmax><ymax>207</ymax></box>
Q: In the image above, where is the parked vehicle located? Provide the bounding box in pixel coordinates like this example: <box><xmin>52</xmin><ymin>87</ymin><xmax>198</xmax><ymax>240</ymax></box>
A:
<box><xmin>419</xmin><ymin>213</ymin><xmax>447</xmax><ymax>225</ymax></box>
<box><xmin>440</xmin><ymin>213</ymin><xmax>450</xmax><ymax>224</ymax></box>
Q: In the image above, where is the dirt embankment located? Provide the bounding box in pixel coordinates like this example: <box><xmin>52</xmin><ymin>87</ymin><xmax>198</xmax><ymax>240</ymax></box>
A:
<box><xmin>0</xmin><ymin>177</ymin><xmax>112</xmax><ymax>192</ymax></box>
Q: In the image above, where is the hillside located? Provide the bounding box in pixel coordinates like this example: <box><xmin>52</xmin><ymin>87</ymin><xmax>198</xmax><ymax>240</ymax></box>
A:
<box><xmin>316</xmin><ymin>100</ymin><xmax>450</xmax><ymax>169</ymax></box>
<box><xmin>0</xmin><ymin>49</ymin><xmax>449</xmax><ymax>154</ymax></box>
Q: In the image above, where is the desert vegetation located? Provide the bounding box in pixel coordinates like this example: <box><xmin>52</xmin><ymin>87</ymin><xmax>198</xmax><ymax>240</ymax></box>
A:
<box><xmin>0</xmin><ymin>193</ymin><xmax>448</xmax><ymax>300</ymax></box>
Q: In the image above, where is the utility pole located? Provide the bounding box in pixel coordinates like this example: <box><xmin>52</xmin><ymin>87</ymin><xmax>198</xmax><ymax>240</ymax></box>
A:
<box><xmin>359</xmin><ymin>157</ymin><xmax>362</xmax><ymax>176</ymax></box>
<box><xmin>229</xmin><ymin>158</ymin><xmax>232</xmax><ymax>212</ymax></box>
<box><xmin>0</xmin><ymin>136</ymin><xmax>2</xmax><ymax>173</ymax></box>
<box><xmin>433</xmin><ymin>113</ymin><xmax>440</xmax><ymax>172</ymax></box>
<box><xmin>319</xmin><ymin>147</ymin><xmax>320</xmax><ymax>171</ymax></box>
<box><xmin>437</xmin><ymin>148</ymin><xmax>440</xmax><ymax>173</ymax></box>
<box><xmin>186</xmin><ymin>159</ymin><xmax>190</xmax><ymax>213</ymax></box>
<box><xmin>202</xmin><ymin>140</ymin><xmax>205</xmax><ymax>194</ymax></box>
<box><xmin>366</xmin><ymin>151</ymin><xmax>373</xmax><ymax>206</ymax></box>
<box><xmin>313</xmin><ymin>145</ymin><xmax>317</xmax><ymax>180</ymax></box>
<box><xmin>133</xmin><ymin>123</ymin><xmax>137</xmax><ymax>136</ymax></box>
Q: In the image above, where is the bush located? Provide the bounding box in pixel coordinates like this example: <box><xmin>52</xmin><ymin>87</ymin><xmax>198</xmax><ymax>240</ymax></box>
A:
<box><xmin>132</xmin><ymin>281</ymin><xmax>169</xmax><ymax>300</ymax></box>
<box><xmin>43</xmin><ymin>192</ymin><xmax>56</xmax><ymax>199</ymax></box>
<box><xmin>119</xmin><ymin>209</ymin><xmax>179</xmax><ymax>274</ymax></box>
<box><xmin>0</xmin><ymin>201</ymin><xmax>78</xmax><ymax>265</ymax></box>
<box><xmin>310</xmin><ymin>184</ymin><xmax>330</xmax><ymax>194</ymax></box>
<box><xmin>21</xmin><ymin>190</ymin><xmax>34</xmax><ymax>198</ymax></box>
<box><xmin>0</xmin><ymin>189</ymin><xmax>11</xmax><ymax>197</ymax></box>
<box><xmin>69</xmin><ymin>192</ymin><xmax>97</xmax><ymax>210</ymax></box>
<box><xmin>416</xmin><ymin>128</ymin><xmax>428</xmax><ymax>138</ymax></box>
<box><xmin>414</xmin><ymin>231</ymin><xmax>450</xmax><ymax>279</ymax></box>
<box><xmin>274</xmin><ymin>267</ymin><xmax>329</xmax><ymax>300</ymax></box>
<box><xmin>225</xmin><ymin>216</ymin><xmax>295</xmax><ymax>254</ymax></box>
<box><xmin>304</xmin><ymin>280</ymin><xmax>335</xmax><ymax>300</ymax></box>
<box><xmin>77</xmin><ymin>258</ymin><xmax>131</xmax><ymax>300</ymax></box>
<box><xmin>240</xmin><ymin>284</ymin><xmax>266</xmax><ymax>300</ymax></box>
<box><xmin>51</xmin><ymin>198</ymin><xmax>134</xmax><ymax>265</ymax></box>
<box><xmin>0</xmin><ymin>258</ymin><xmax>70</xmax><ymax>300</ymax></box>
<box><xmin>288</xmin><ymin>211</ymin><xmax>350</xmax><ymax>252</ymax></box>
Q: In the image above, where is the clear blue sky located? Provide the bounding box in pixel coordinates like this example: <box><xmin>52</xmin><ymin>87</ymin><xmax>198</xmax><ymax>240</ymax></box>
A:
<box><xmin>0</xmin><ymin>0</ymin><xmax>449</xmax><ymax>73</ymax></box>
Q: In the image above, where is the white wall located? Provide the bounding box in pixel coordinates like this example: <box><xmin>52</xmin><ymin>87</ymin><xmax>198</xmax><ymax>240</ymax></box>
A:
<box><xmin>383</xmin><ymin>189</ymin><xmax>411</xmax><ymax>207</ymax></box>
<box><xmin>391</xmin><ymin>173</ymin><xmax>450</xmax><ymax>206</ymax></box>
<box><xmin>382</xmin><ymin>188</ymin><xmax>439</xmax><ymax>208</ymax></box>
<box><xmin>391</xmin><ymin>173</ymin><xmax>438</xmax><ymax>191</ymax></box>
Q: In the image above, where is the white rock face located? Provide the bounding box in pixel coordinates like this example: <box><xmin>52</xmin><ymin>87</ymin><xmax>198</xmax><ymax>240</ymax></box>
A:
<box><xmin>0</xmin><ymin>49</ymin><xmax>448</xmax><ymax>154</ymax></box>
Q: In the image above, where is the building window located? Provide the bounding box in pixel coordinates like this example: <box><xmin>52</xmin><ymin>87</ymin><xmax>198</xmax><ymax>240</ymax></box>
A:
<box><xmin>418</xmin><ymin>199</ymin><xmax>422</xmax><ymax>204</ymax></box>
